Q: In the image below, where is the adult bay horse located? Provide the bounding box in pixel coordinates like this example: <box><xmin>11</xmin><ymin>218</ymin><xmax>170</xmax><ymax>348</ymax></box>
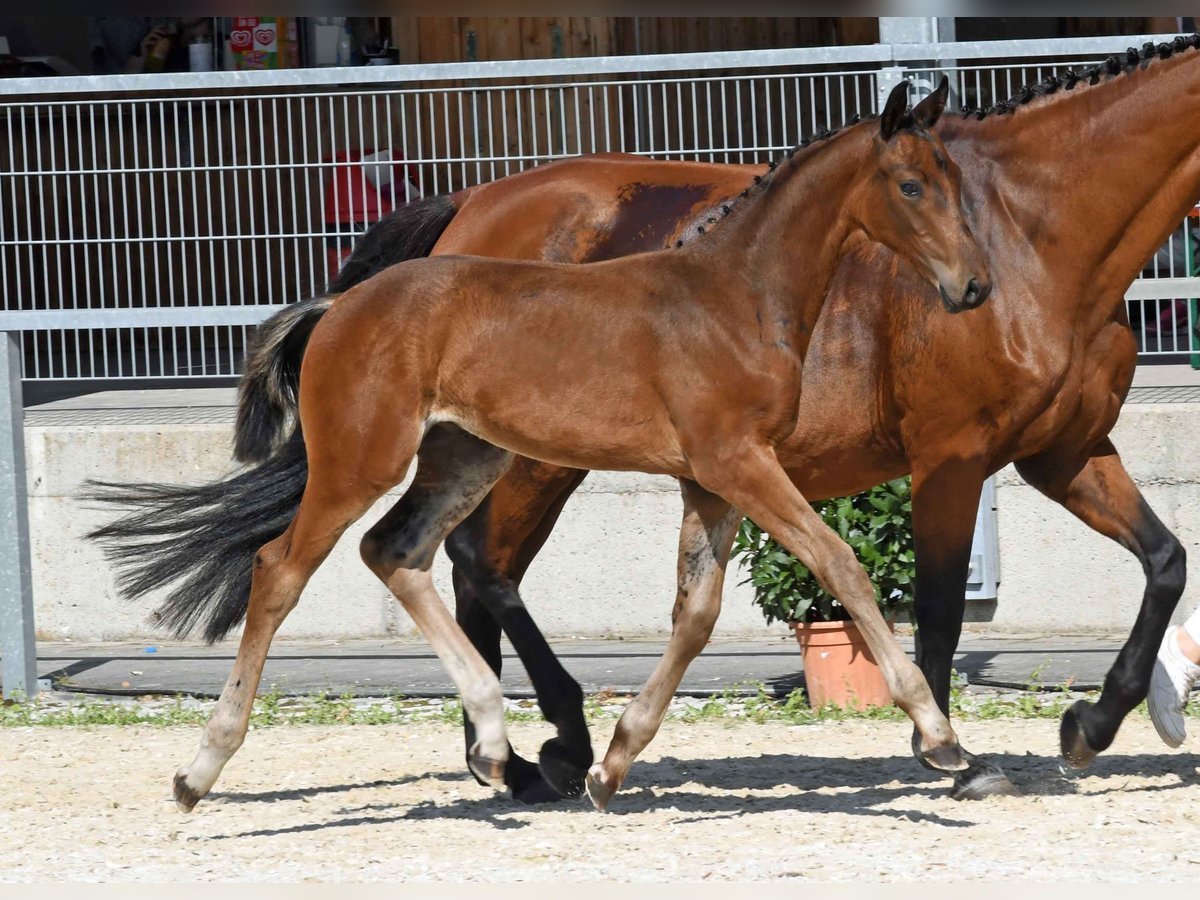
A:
<box><xmin>93</xmin><ymin>83</ymin><xmax>992</xmax><ymax>813</ymax></box>
<box><xmin>96</xmin><ymin>36</ymin><xmax>1200</xmax><ymax>807</ymax></box>
<box><xmin>427</xmin><ymin>38</ymin><xmax>1200</xmax><ymax>807</ymax></box>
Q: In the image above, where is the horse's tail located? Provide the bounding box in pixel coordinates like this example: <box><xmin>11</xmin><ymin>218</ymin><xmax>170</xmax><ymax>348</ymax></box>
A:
<box><xmin>326</xmin><ymin>192</ymin><xmax>460</xmax><ymax>293</ymax></box>
<box><xmin>85</xmin><ymin>434</ymin><xmax>309</xmax><ymax>643</ymax></box>
<box><xmin>235</xmin><ymin>192</ymin><xmax>461</xmax><ymax>464</ymax></box>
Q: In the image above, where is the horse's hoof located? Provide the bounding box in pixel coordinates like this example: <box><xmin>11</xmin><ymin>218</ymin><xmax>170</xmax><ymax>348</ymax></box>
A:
<box><xmin>920</xmin><ymin>742</ymin><xmax>970</xmax><ymax>774</ymax></box>
<box><xmin>507</xmin><ymin>754</ymin><xmax>566</xmax><ymax>805</ymax></box>
<box><xmin>585</xmin><ymin>763</ymin><xmax>618</xmax><ymax>812</ymax></box>
<box><xmin>1060</xmin><ymin>699</ymin><xmax>1100</xmax><ymax>770</ymax></box>
<box><xmin>537</xmin><ymin>737</ymin><xmax>591</xmax><ymax>799</ymax></box>
<box><xmin>467</xmin><ymin>742</ymin><xmax>508</xmax><ymax>790</ymax></box>
<box><xmin>172</xmin><ymin>771</ymin><xmax>203</xmax><ymax>814</ymax></box>
<box><xmin>949</xmin><ymin>759</ymin><xmax>1020</xmax><ymax>801</ymax></box>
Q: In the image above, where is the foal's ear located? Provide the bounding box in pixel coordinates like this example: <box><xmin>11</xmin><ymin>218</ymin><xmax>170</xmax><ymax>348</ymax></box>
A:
<box><xmin>879</xmin><ymin>80</ymin><xmax>912</xmax><ymax>141</ymax></box>
<box><xmin>912</xmin><ymin>76</ymin><xmax>949</xmax><ymax>128</ymax></box>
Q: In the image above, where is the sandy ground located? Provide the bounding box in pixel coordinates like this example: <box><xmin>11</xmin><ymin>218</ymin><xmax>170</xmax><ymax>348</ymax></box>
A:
<box><xmin>3</xmin><ymin>717</ymin><xmax>1200</xmax><ymax>882</ymax></box>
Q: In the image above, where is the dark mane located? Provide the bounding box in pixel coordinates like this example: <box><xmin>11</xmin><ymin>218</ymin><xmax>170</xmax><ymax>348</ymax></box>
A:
<box><xmin>960</xmin><ymin>34</ymin><xmax>1200</xmax><ymax>120</ymax></box>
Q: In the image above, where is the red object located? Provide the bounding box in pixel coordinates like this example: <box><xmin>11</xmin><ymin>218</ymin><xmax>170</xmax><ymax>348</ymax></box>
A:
<box><xmin>323</xmin><ymin>151</ymin><xmax>419</xmax><ymax>282</ymax></box>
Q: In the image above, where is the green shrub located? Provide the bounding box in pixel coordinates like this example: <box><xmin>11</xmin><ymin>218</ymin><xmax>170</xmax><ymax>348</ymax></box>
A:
<box><xmin>731</xmin><ymin>477</ymin><xmax>915</xmax><ymax>624</ymax></box>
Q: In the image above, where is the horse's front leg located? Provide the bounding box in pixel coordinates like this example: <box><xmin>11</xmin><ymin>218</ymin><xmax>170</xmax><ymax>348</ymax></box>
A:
<box><xmin>446</xmin><ymin>458</ymin><xmax>593</xmax><ymax>800</ymax></box>
<box><xmin>695</xmin><ymin>442</ymin><xmax>971</xmax><ymax>775</ymax></box>
<box><xmin>1016</xmin><ymin>439</ymin><xmax>1187</xmax><ymax>767</ymax></box>
<box><xmin>585</xmin><ymin>480</ymin><xmax>739</xmax><ymax>811</ymax></box>
<box><xmin>910</xmin><ymin>458</ymin><xmax>1018</xmax><ymax>799</ymax></box>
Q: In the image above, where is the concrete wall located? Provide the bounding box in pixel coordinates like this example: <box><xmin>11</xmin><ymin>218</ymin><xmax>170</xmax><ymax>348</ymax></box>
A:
<box><xmin>977</xmin><ymin>402</ymin><xmax>1200</xmax><ymax>634</ymax></box>
<box><xmin>25</xmin><ymin>400</ymin><xmax>1200</xmax><ymax>641</ymax></box>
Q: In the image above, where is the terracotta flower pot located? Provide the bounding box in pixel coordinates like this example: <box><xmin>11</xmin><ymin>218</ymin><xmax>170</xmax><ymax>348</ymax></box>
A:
<box><xmin>793</xmin><ymin>619</ymin><xmax>895</xmax><ymax>710</ymax></box>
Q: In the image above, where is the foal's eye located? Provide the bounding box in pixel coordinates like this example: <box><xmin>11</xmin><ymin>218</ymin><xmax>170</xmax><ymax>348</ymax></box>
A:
<box><xmin>900</xmin><ymin>181</ymin><xmax>922</xmax><ymax>199</ymax></box>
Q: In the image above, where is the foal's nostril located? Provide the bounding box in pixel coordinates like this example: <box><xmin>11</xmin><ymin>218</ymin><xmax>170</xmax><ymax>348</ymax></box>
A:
<box><xmin>964</xmin><ymin>278</ymin><xmax>980</xmax><ymax>306</ymax></box>
<box><xmin>963</xmin><ymin>277</ymin><xmax>991</xmax><ymax>308</ymax></box>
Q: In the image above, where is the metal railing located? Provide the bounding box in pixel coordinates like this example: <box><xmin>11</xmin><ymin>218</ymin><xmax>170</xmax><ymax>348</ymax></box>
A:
<box><xmin>1</xmin><ymin>32</ymin><xmax>1197</xmax><ymax>697</ymax></box>
<box><xmin>0</xmin><ymin>32</ymin><xmax>1195</xmax><ymax>384</ymax></box>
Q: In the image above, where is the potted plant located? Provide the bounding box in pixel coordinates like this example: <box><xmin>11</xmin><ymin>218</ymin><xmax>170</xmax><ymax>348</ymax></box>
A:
<box><xmin>731</xmin><ymin>477</ymin><xmax>915</xmax><ymax>709</ymax></box>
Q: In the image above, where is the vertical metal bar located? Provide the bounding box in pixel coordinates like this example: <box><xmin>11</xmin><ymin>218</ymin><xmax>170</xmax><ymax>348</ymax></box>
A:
<box><xmin>602</xmin><ymin>83</ymin><xmax>611</xmax><ymax>153</ymax></box>
<box><xmin>0</xmin><ymin>332</ymin><xmax>35</xmax><ymax>701</ymax></box>
<box><xmin>218</xmin><ymin>100</ymin><xmax>233</xmax><ymax>319</ymax></box>
<box><xmin>442</xmin><ymin>91</ymin><xmax>452</xmax><ymax>189</ymax></box>
<box><xmin>500</xmin><ymin>91</ymin><xmax>510</xmax><ymax>176</ymax></box>
<box><xmin>271</xmin><ymin>97</ymin><xmax>286</xmax><ymax>307</ymax></box>
<box><xmin>95</xmin><ymin>105</ymin><xmax>110</xmax><ymax>375</ymax></box>
<box><xmin>485</xmin><ymin>87</ymin><xmax>497</xmax><ymax>181</ymax></box>
<box><xmin>301</xmin><ymin>96</ymin><xmax>317</xmax><ymax>292</ymax></box>
<box><xmin>258</xmin><ymin>97</ymin><xmax>272</xmax><ymax>309</ymax></box>
<box><xmin>103</xmin><ymin>106</ymin><xmax>120</xmax><ymax>376</ymax></box>
<box><xmin>719</xmin><ymin>79</ymin><xmax>728</xmax><ymax>163</ymax></box>
<box><xmin>690</xmin><ymin>82</ymin><xmax>699</xmax><ymax>160</ymax></box>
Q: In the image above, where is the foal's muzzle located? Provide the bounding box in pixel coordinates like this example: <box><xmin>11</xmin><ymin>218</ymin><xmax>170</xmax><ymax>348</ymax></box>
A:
<box><xmin>939</xmin><ymin>277</ymin><xmax>992</xmax><ymax>314</ymax></box>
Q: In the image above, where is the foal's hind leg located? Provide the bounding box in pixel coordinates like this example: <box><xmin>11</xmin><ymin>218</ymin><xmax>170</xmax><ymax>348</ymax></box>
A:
<box><xmin>173</xmin><ymin>474</ymin><xmax>384</xmax><ymax>812</ymax></box>
<box><xmin>586</xmin><ymin>480</ymin><xmax>739</xmax><ymax>811</ymax></box>
<box><xmin>360</xmin><ymin>426</ymin><xmax>521</xmax><ymax>789</ymax></box>
<box><xmin>1017</xmin><ymin>440</ymin><xmax>1186</xmax><ymax>768</ymax></box>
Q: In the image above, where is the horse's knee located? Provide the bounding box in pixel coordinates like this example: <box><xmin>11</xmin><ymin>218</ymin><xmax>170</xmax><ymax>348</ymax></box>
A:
<box><xmin>1149</xmin><ymin>532</ymin><xmax>1186</xmax><ymax>600</ymax></box>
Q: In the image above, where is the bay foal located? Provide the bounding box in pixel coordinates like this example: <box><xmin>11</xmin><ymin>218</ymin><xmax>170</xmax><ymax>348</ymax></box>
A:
<box><xmin>119</xmin><ymin>83</ymin><xmax>992</xmax><ymax>812</ymax></box>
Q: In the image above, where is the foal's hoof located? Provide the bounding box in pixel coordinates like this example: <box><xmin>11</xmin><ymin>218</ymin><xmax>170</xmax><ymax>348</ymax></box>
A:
<box><xmin>537</xmin><ymin>737</ymin><xmax>591</xmax><ymax>799</ymax></box>
<box><xmin>467</xmin><ymin>743</ymin><xmax>508</xmax><ymax>790</ymax></box>
<box><xmin>172</xmin><ymin>772</ymin><xmax>203</xmax><ymax>814</ymax></box>
<box><xmin>1060</xmin><ymin>699</ymin><xmax>1100</xmax><ymax>770</ymax></box>
<box><xmin>585</xmin><ymin>764</ymin><xmax>619</xmax><ymax>812</ymax></box>
<box><xmin>949</xmin><ymin>759</ymin><xmax>1020</xmax><ymax>801</ymax></box>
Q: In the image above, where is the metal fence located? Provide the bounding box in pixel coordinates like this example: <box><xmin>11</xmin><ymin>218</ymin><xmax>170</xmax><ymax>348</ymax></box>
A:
<box><xmin>1</xmin><ymin>30</ymin><xmax>1198</xmax><ymax>697</ymax></box>
<box><xmin>0</xmin><ymin>32</ymin><xmax>1196</xmax><ymax>385</ymax></box>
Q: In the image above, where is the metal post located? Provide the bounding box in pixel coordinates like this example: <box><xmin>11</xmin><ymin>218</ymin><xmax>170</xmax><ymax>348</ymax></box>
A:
<box><xmin>0</xmin><ymin>332</ymin><xmax>35</xmax><ymax>700</ymax></box>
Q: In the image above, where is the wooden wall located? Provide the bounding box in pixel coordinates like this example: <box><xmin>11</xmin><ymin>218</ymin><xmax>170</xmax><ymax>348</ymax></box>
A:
<box><xmin>386</xmin><ymin>17</ymin><xmax>880</xmax><ymax>65</ymax></box>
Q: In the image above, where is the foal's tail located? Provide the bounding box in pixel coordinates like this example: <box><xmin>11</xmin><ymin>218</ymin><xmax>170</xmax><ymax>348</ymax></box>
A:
<box><xmin>235</xmin><ymin>192</ymin><xmax>460</xmax><ymax>464</ymax></box>
<box><xmin>85</xmin><ymin>435</ymin><xmax>309</xmax><ymax>643</ymax></box>
<box><xmin>87</xmin><ymin>192</ymin><xmax>461</xmax><ymax>641</ymax></box>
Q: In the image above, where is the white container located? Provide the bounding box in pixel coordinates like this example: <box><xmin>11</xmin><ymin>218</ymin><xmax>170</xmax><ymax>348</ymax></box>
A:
<box><xmin>188</xmin><ymin>40</ymin><xmax>213</xmax><ymax>72</ymax></box>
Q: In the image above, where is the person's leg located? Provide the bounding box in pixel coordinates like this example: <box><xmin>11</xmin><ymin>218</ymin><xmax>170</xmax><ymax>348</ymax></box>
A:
<box><xmin>1148</xmin><ymin>609</ymin><xmax>1200</xmax><ymax>747</ymax></box>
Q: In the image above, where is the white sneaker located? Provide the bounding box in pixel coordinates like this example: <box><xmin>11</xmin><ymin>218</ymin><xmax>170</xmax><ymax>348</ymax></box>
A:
<box><xmin>1148</xmin><ymin>626</ymin><xmax>1200</xmax><ymax>748</ymax></box>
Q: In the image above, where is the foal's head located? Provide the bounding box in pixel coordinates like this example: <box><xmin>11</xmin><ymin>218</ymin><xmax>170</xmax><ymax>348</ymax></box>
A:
<box><xmin>856</xmin><ymin>79</ymin><xmax>991</xmax><ymax>313</ymax></box>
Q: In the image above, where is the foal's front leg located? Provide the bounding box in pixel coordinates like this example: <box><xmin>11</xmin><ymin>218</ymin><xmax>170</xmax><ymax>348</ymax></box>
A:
<box><xmin>585</xmin><ymin>480</ymin><xmax>739</xmax><ymax>811</ymax></box>
<box><xmin>696</xmin><ymin>443</ymin><xmax>971</xmax><ymax>773</ymax></box>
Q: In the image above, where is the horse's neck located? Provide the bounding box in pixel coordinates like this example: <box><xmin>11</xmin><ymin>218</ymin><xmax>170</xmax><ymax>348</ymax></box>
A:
<box><xmin>954</xmin><ymin>48</ymin><xmax>1200</xmax><ymax>324</ymax></box>
<box><xmin>713</xmin><ymin>127</ymin><xmax>866</xmax><ymax>332</ymax></box>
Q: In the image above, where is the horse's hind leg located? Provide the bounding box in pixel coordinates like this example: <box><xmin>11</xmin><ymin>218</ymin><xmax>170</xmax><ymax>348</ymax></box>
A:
<box><xmin>172</xmin><ymin>468</ymin><xmax>391</xmax><ymax>812</ymax></box>
<box><xmin>1017</xmin><ymin>440</ymin><xmax>1186</xmax><ymax>767</ymax></box>
<box><xmin>360</xmin><ymin>425</ymin><xmax>520</xmax><ymax>788</ymax></box>
<box><xmin>447</xmin><ymin>459</ymin><xmax>592</xmax><ymax>802</ymax></box>
<box><xmin>587</xmin><ymin>480</ymin><xmax>739</xmax><ymax>811</ymax></box>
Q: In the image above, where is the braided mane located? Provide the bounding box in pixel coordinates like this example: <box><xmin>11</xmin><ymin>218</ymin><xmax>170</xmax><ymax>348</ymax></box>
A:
<box><xmin>960</xmin><ymin>34</ymin><xmax>1200</xmax><ymax>119</ymax></box>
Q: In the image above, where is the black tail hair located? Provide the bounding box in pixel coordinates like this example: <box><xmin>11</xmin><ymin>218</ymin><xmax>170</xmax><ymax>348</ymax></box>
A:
<box><xmin>328</xmin><ymin>192</ymin><xmax>459</xmax><ymax>292</ymax></box>
<box><xmin>85</xmin><ymin>436</ymin><xmax>309</xmax><ymax>643</ymax></box>
<box><xmin>234</xmin><ymin>193</ymin><xmax>459</xmax><ymax>464</ymax></box>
